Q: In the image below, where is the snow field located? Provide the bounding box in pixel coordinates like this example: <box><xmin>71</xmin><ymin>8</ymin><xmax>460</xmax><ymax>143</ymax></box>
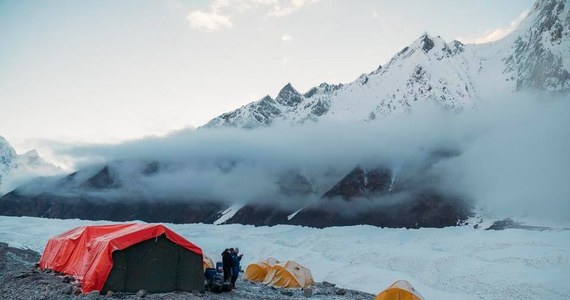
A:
<box><xmin>0</xmin><ymin>216</ymin><xmax>568</xmax><ymax>299</ymax></box>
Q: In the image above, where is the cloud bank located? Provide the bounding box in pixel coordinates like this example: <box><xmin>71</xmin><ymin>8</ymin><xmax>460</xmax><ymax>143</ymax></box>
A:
<box><xmin>45</xmin><ymin>93</ymin><xmax>570</xmax><ymax>224</ymax></box>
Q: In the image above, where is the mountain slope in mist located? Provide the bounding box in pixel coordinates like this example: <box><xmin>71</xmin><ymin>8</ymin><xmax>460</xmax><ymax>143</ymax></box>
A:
<box><xmin>0</xmin><ymin>161</ymin><xmax>226</xmax><ymax>223</ymax></box>
<box><xmin>0</xmin><ymin>136</ymin><xmax>61</xmax><ymax>195</ymax></box>
<box><xmin>204</xmin><ymin>0</ymin><xmax>569</xmax><ymax>129</ymax></box>
<box><xmin>0</xmin><ymin>154</ymin><xmax>470</xmax><ymax>228</ymax></box>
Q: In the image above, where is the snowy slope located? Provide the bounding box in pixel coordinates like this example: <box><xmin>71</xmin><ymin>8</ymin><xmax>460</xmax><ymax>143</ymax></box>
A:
<box><xmin>213</xmin><ymin>204</ymin><xmax>245</xmax><ymax>225</ymax></box>
<box><xmin>1</xmin><ymin>216</ymin><xmax>568</xmax><ymax>300</ymax></box>
<box><xmin>0</xmin><ymin>136</ymin><xmax>18</xmax><ymax>187</ymax></box>
<box><xmin>203</xmin><ymin>0</ymin><xmax>569</xmax><ymax>129</ymax></box>
<box><xmin>503</xmin><ymin>0</ymin><xmax>570</xmax><ymax>92</ymax></box>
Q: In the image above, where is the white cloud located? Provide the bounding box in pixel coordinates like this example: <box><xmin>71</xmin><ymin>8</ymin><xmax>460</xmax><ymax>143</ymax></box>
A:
<box><xmin>281</xmin><ymin>34</ymin><xmax>292</xmax><ymax>41</ymax></box>
<box><xmin>281</xmin><ymin>57</ymin><xmax>289</xmax><ymax>65</ymax></box>
<box><xmin>457</xmin><ymin>10</ymin><xmax>528</xmax><ymax>44</ymax></box>
<box><xmin>267</xmin><ymin>0</ymin><xmax>317</xmax><ymax>17</ymax></box>
<box><xmin>187</xmin><ymin>0</ymin><xmax>317</xmax><ymax>31</ymax></box>
<box><xmin>187</xmin><ymin>10</ymin><xmax>232</xmax><ymax>31</ymax></box>
<box><xmin>54</xmin><ymin>94</ymin><xmax>570</xmax><ymax>223</ymax></box>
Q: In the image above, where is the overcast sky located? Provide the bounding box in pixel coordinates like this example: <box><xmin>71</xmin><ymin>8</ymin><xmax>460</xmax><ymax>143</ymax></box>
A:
<box><xmin>0</xmin><ymin>0</ymin><xmax>535</xmax><ymax>153</ymax></box>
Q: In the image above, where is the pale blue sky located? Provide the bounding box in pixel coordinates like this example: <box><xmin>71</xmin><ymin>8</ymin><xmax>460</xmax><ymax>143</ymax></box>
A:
<box><xmin>0</xmin><ymin>0</ymin><xmax>534</xmax><ymax>153</ymax></box>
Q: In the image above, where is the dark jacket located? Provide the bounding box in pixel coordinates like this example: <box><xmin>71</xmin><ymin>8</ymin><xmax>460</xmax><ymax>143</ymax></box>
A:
<box><xmin>230</xmin><ymin>252</ymin><xmax>242</xmax><ymax>274</ymax></box>
<box><xmin>222</xmin><ymin>251</ymin><xmax>232</xmax><ymax>269</ymax></box>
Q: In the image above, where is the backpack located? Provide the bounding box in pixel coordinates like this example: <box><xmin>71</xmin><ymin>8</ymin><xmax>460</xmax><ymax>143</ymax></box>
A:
<box><xmin>206</xmin><ymin>272</ymin><xmax>231</xmax><ymax>293</ymax></box>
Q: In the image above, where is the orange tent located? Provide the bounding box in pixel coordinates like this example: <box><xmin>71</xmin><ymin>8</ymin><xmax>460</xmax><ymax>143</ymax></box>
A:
<box><xmin>203</xmin><ymin>254</ymin><xmax>215</xmax><ymax>270</ymax></box>
<box><xmin>244</xmin><ymin>257</ymin><xmax>279</xmax><ymax>282</ymax></box>
<box><xmin>375</xmin><ymin>280</ymin><xmax>425</xmax><ymax>300</ymax></box>
<box><xmin>39</xmin><ymin>223</ymin><xmax>203</xmax><ymax>293</ymax></box>
<box><xmin>262</xmin><ymin>260</ymin><xmax>314</xmax><ymax>288</ymax></box>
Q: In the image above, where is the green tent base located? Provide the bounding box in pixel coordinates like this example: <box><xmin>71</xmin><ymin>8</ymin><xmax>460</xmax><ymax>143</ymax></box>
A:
<box><xmin>102</xmin><ymin>234</ymin><xmax>204</xmax><ymax>293</ymax></box>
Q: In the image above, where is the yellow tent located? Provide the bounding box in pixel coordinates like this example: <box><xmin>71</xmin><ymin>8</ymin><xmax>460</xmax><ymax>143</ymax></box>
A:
<box><xmin>203</xmin><ymin>254</ymin><xmax>215</xmax><ymax>270</ymax></box>
<box><xmin>262</xmin><ymin>260</ymin><xmax>314</xmax><ymax>288</ymax></box>
<box><xmin>244</xmin><ymin>257</ymin><xmax>280</xmax><ymax>282</ymax></box>
<box><xmin>375</xmin><ymin>280</ymin><xmax>425</xmax><ymax>300</ymax></box>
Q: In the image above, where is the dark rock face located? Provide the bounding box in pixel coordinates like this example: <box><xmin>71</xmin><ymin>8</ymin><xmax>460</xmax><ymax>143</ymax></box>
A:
<box><xmin>0</xmin><ymin>190</ymin><xmax>224</xmax><ymax>224</ymax></box>
<box><xmin>310</xmin><ymin>99</ymin><xmax>329</xmax><ymax>116</ymax></box>
<box><xmin>224</xmin><ymin>205</ymin><xmax>290</xmax><ymax>226</ymax></box>
<box><xmin>290</xmin><ymin>164</ymin><xmax>471</xmax><ymax>228</ymax></box>
<box><xmin>81</xmin><ymin>166</ymin><xmax>120</xmax><ymax>189</ymax></box>
<box><xmin>322</xmin><ymin>167</ymin><xmax>392</xmax><ymax>200</ymax></box>
<box><xmin>486</xmin><ymin>218</ymin><xmax>554</xmax><ymax>231</ymax></box>
<box><xmin>420</xmin><ymin>35</ymin><xmax>435</xmax><ymax>53</ymax></box>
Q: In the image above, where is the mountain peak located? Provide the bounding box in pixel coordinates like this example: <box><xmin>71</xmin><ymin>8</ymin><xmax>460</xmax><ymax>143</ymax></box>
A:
<box><xmin>276</xmin><ymin>83</ymin><xmax>303</xmax><ymax>106</ymax></box>
<box><xmin>21</xmin><ymin>149</ymin><xmax>39</xmax><ymax>158</ymax></box>
<box><xmin>413</xmin><ymin>33</ymin><xmax>448</xmax><ymax>53</ymax></box>
<box><xmin>420</xmin><ymin>34</ymin><xmax>435</xmax><ymax>52</ymax></box>
<box><xmin>279</xmin><ymin>83</ymin><xmax>299</xmax><ymax>95</ymax></box>
<box><xmin>401</xmin><ymin>33</ymin><xmax>449</xmax><ymax>57</ymax></box>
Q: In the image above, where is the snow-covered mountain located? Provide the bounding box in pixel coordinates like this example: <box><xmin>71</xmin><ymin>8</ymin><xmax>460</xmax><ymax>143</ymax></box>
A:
<box><xmin>0</xmin><ymin>136</ymin><xmax>18</xmax><ymax>187</ymax></box>
<box><xmin>204</xmin><ymin>0</ymin><xmax>569</xmax><ymax>129</ymax></box>
<box><xmin>0</xmin><ymin>135</ymin><xmax>62</xmax><ymax>195</ymax></box>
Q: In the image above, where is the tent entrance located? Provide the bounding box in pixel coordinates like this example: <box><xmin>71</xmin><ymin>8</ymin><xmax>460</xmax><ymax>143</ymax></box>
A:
<box><xmin>102</xmin><ymin>234</ymin><xmax>203</xmax><ymax>293</ymax></box>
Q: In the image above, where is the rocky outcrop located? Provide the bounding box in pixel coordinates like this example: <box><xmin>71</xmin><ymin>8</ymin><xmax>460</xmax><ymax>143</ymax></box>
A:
<box><xmin>504</xmin><ymin>0</ymin><xmax>570</xmax><ymax>92</ymax></box>
<box><xmin>289</xmin><ymin>165</ymin><xmax>471</xmax><ymax>228</ymax></box>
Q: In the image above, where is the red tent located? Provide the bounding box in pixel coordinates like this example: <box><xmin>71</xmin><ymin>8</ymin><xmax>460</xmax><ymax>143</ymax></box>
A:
<box><xmin>39</xmin><ymin>223</ymin><xmax>203</xmax><ymax>293</ymax></box>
